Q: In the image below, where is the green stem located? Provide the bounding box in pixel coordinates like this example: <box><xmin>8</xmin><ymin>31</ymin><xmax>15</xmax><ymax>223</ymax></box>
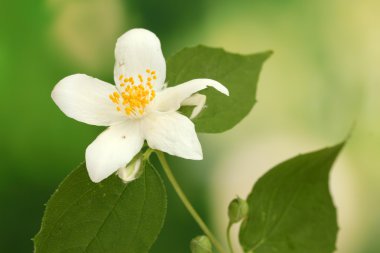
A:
<box><xmin>142</xmin><ymin>148</ymin><xmax>154</xmax><ymax>160</ymax></box>
<box><xmin>226</xmin><ymin>222</ymin><xmax>234</xmax><ymax>253</ymax></box>
<box><xmin>155</xmin><ymin>150</ymin><xmax>227</xmax><ymax>253</ymax></box>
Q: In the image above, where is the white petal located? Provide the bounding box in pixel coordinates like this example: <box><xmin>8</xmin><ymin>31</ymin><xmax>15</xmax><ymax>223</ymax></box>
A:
<box><xmin>117</xmin><ymin>158</ymin><xmax>142</xmax><ymax>183</ymax></box>
<box><xmin>52</xmin><ymin>74</ymin><xmax>125</xmax><ymax>126</ymax></box>
<box><xmin>152</xmin><ymin>79</ymin><xmax>229</xmax><ymax>112</ymax></box>
<box><xmin>142</xmin><ymin>111</ymin><xmax>202</xmax><ymax>160</ymax></box>
<box><xmin>85</xmin><ymin>121</ymin><xmax>144</xmax><ymax>183</ymax></box>
<box><xmin>114</xmin><ymin>28</ymin><xmax>166</xmax><ymax>90</ymax></box>
<box><xmin>181</xmin><ymin>94</ymin><xmax>206</xmax><ymax>119</ymax></box>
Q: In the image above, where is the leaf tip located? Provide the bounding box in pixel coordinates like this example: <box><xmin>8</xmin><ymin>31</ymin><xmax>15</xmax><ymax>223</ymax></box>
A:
<box><xmin>264</xmin><ymin>50</ymin><xmax>274</xmax><ymax>57</ymax></box>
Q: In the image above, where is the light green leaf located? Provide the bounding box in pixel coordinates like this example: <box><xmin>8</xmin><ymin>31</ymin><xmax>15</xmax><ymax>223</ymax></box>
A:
<box><xmin>239</xmin><ymin>143</ymin><xmax>344</xmax><ymax>253</ymax></box>
<box><xmin>166</xmin><ymin>45</ymin><xmax>272</xmax><ymax>133</ymax></box>
<box><xmin>34</xmin><ymin>162</ymin><xmax>167</xmax><ymax>253</ymax></box>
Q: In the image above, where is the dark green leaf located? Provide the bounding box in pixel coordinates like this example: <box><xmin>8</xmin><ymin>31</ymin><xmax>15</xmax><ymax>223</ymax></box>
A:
<box><xmin>166</xmin><ymin>45</ymin><xmax>272</xmax><ymax>133</ymax></box>
<box><xmin>34</xmin><ymin>162</ymin><xmax>167</xmax><ymax>253</ymax></box>
<box><xmin>239</xmin><ymin>143</ymin><xmax>344</xmax><ymax>253</ymax></box>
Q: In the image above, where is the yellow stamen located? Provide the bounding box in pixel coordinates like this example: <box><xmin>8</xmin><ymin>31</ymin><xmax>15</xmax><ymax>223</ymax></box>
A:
<box><xmin>125</xmin><ymin>107</ymin><xmax>132</xmax><ymax>115</ymax></box>
<box><xmin>110</xmin><ymin>71</ymin><xmax>158</xmax><ymax>116</ymax></box>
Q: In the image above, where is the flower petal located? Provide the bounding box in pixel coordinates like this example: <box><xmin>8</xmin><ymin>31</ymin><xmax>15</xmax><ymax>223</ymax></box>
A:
<box><xmin>52</xmin><ymin>74</ymin><xmax>125</xmax><ymax>126</ymax></box>
<box><xmin>142</xmin><ymin>111</ymin><xmax>202</xmax><ymax>160</ymax></box>
<box><xmin>152</xmin><ymin>79</ymin><xmax>229</xmax><ymax>112</ymax></box>
<box><xmin>114</xmin><ymin>28</ymin><xmax>166</xmax><ymax>90</ymax></box>
<box><xmin>116</xmin><ymin>158</ymin><xmax>142</xmax><ymax>183</ymax></box>
<box><xmin>85</xmin><ymin>121</ymin><xmax>144</xmax><ymax>183</ymax></box>
<box><xmin>181</xmin><ymin>93</ymin><xmax>206</xmax><ymax>119</ymax></box>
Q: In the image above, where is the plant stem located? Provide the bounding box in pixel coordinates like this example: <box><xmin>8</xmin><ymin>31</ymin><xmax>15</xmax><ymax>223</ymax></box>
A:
<box><xmin>142</xmin><ymin>148</ymin><xmax>154</xmax><ymax>160</ymax></box>
<box><xmin>155</xmin><ymin>150</ymin><xmax>227</xmax><ymax>253</ymax></box>
<box><xmin>226</xmin><ymin>222</ymin><xmax>234</xmax><ymax>253</ymax></box>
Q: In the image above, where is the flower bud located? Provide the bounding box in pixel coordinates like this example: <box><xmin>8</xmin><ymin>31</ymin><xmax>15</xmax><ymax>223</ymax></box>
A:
<box><xmin>228</xmin><ymin>197</ymin><xmax>249</xmax><ymax>223</ymax></box>
<box><xmin>117</xmin><ymin>157</ymin><xmax>143</xmax><ymax>183</ymax></box>
<box><xmin>190</xmin><ymin>235</ymin><xmax>212</xmax><ymax>253</ymax></box>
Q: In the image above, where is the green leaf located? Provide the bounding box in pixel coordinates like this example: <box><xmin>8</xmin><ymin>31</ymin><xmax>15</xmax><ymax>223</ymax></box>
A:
<box><xmin>166</xmin><ymin>45</ymin><xmax>272</xmax><ymax>133</ymax></box>
<box><xmin>34</xmin><ymin>162</ymin><xmax>167</xmax><ymax>253</ymax></box>
<box><xmin>239</xmin><ymin>143</ymin><xmax>345</xmax><ymax>253</ymax></box>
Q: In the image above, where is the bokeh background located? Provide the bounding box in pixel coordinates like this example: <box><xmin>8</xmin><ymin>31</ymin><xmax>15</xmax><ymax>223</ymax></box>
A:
<box><xmin>1</xmin><ymin>0</ymin><xmax>379</xmax><ymax>252</ymax></box>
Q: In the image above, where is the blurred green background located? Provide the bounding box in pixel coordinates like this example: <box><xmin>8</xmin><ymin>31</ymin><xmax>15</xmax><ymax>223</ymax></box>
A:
<box><xmin>1</xmin><ymin>0</ymin><xmax>379</xmax><ymax>252</ymax></box>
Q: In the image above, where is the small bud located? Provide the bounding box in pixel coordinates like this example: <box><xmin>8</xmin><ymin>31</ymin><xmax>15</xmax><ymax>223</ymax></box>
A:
<box><xmin>190</xmin><ymin>235</ymin><xmax>212</xmax><ymax>253</ymax></box>
<box><xmin>228</xmin><ymin>197</ymin><xmax>249</xmax><ymax>223</ymax></box>
<box><xmin>117</xmin><ymin>158</ymin><xmax>143</xmax><ymax>183</ymax></box>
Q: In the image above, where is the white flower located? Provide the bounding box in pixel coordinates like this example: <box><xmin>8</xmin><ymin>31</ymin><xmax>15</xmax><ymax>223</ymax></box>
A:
<box><xmin>52</xmin><ymin>28</ymin><xmax>229</xmax><ymax>183</ymax></box>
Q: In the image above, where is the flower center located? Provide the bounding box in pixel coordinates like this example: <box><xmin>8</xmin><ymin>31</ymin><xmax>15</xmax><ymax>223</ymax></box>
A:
<box><xmin>109</xmin><ymin>69</ymin><xmax>157</xmax><ymax>116</ymax></box>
